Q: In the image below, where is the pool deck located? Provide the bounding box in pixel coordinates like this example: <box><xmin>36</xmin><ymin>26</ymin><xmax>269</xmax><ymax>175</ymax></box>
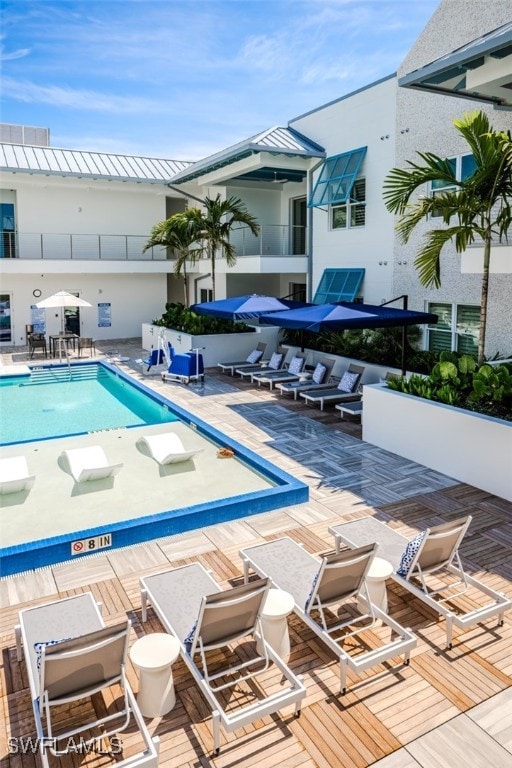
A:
<box><xmin>1</xmin><ymin>339</ymin><xmax>511</xmax><ymax>768</ymax></box>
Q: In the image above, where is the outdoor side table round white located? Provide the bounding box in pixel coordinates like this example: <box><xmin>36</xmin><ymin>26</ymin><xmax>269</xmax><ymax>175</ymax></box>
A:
<box><xmin>130</xmin><ymin>633</ymin><xmax>180</xmax><ymax>718</ymax></box>
<box><xmin>256</xmin><ymin>588</ymin><xmax>295</xmax><ymax>661</ymax></box>
<box><xmin>358</xmin><ymin>556</ymin><xmax>394</xmax><ymax>613</ymax></box>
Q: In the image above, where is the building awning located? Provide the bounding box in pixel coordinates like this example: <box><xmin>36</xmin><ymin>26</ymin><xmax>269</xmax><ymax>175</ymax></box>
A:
<box><xmin>308</xmin><ymin>147</ymin><xmax>367</xmax><ymax>208</ymax></box>
<box><xmin>312</xmin><ymin>268</ymin><xmax>365</xmax><ymax>304</ymax></box>
<box><xmin>399</xmin><ymin>21</ymin><xmax>512</xmax><ymax>109</ymax></box>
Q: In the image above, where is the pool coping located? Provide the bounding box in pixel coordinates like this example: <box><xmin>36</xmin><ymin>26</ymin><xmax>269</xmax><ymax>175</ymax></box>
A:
<box><xmin>0</xmin><ymin>361</ymin><xmax>309</xmax><ymax>576</ymax></box>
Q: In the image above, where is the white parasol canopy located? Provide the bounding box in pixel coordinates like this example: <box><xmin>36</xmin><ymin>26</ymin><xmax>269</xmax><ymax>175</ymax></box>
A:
<box><xmin>36</xmin><ymin>290</ymin><xmax>92</xmax><ymax>333</ymax></box>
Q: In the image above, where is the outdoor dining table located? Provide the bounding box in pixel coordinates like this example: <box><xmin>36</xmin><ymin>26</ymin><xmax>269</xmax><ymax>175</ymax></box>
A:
<box><xmin>49</xmin><ymin>333</ymin><xmax>78</xmax><ymax>358</ymax></box>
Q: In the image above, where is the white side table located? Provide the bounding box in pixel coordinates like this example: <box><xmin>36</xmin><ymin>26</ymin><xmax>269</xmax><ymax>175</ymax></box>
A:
<box><xmin>130</xmin><ymin>633</ymin><xmax>180</xmax><ymax>718</ymax></box>
<box><xmin>256</xmin><ymin>588</ymin><xmax>295</xmax><ymax>661</ymax></box>
<box><xmin>358</xmin><ymin>556</ymin><xmax>394</xmax><ymax>614</ymax></box>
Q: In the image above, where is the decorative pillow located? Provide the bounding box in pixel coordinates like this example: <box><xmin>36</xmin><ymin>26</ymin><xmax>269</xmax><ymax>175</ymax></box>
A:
<box><xmin>304</xmin><ymin>569</ymin><xmax>321</xmax><ymax>611</ymax></box>
<box><xmin>312</xmin><ymin>363</ymin><xmax>326</xmax><ymax>385</ymax></box>
<box><xmin>246</xmin><ymin>349</ymin><xmax>263</xmax><ymax>364</ymax></box>
<box><xmin>34</xmin><ymin>638</ymin><xmax>72</xmax><ymax>669</ymax></box>
<box><xmin>184</xmin><ymin>621</ymin><xmax>198</xmax><ymax>654</ymax></box>
<box><xmin>338</xmin><ymin>370</ymin><xmax>360</xmax><ymax>393</ymax></box>
<box><xmin>396</xmin><ymin>531</ymin><xmax>426</xmax><ymax>578</ymax></box>
<box><xmin>269</xmin><ymin>352</ymin><xmax>283</xmax><ymax>370</ymax></box>
<box><xmin>288</xmin><ymin>356</ymin><xmax>304</xmax><ymax>375</ymax></box>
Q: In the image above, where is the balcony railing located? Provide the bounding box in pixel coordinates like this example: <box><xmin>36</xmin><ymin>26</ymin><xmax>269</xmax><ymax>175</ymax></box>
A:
<box><xmin>0</xmin><ymin>224</ymin><xmax>307</xmax><ymax>260</ymax></box>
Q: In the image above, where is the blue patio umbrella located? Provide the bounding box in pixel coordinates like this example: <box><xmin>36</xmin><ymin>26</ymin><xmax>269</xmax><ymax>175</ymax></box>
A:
<box><xmin>191</xmin><ymin>294</ymin><xmax>310</xmax><ymax>321</ymax></box>
<box><xmin>260</xmin><ymin>300</ymin><xmax>438</xmax><ymax>374</ymax></box>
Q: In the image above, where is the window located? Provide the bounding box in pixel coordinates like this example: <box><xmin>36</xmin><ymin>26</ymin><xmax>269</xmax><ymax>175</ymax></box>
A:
<box><xmin>331</xmin><ymin>179</ymin><xmax>366</xmax><ymax>229</ymax></box>
<box><xmin>313</xmin><ymin>269</ymin><xmax>365</xmax><ymax>304</ymax></box>
<box><xmin>200</xmin><ymin>288</ymin><xmax>213</xmax><ymax>303</ymax></box>
<box><xmin>309</xmin><ymin>147</ymin><xmax>367</xmax><ymax>208</ymax></box>
<box><xmin>426</xmin><ymin>302</ymin><xmax>480</xmax><ymax>355</ymax></box>
<box><xmin>431</xmin><ymin>153</ymin><xmax>477</xmax><ymax>217</ymax></box>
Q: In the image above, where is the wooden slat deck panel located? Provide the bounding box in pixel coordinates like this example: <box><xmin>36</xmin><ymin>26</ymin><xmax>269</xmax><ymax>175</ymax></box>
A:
<box><xmin>1</xmin><ymin>364</ymin><xmax>511</xmax><ymax>768</ymax></box>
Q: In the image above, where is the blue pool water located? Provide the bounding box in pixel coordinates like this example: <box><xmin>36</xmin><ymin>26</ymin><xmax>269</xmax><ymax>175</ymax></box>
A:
<box><xmin>0</xmin><ymin>364</ymin><xmax>177</xmax><ymax>445</ymax></box>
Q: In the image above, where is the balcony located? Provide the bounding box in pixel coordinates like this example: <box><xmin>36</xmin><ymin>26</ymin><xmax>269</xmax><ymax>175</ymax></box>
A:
<box><xmin>0</xmin><ymin>224</ymin><xmax>307</xmax><ymax>261</ymax></box>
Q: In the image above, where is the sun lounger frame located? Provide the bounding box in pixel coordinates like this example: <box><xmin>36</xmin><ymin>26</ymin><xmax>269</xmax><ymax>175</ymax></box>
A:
<box><xmin>240</xmin><ymin>536</ymin><xmax>416</xmax><ymax>694</ymax></box>
<box><xmin>329</xmin><ymin>517</ymin><xmax>511</xmax><ymax>648</ymax></box>
<box><xmin>140</xmin><ymin>562</ymin><xmax>305</xmax><ymax>754</ymax></box>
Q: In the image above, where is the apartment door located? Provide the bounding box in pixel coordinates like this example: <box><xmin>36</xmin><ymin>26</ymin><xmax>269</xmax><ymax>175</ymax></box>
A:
<box><xmin>0</xmin><ymin>293</ymin><xmax>12</xmax><ymax>344</ymax></box>
<box><xmin>0</xmin><ymin>203</ymin><xmax>16</xmax><ymax>258</ymax></box>
<box><xmin>64</xmin><ymin>292</ymin><xmax>81</xmax><ymax>335</ymax></box>
<box><xmin>291</xmin><ymin>197</ymin><xmax>306</xmax><ymax>255</ymax></box>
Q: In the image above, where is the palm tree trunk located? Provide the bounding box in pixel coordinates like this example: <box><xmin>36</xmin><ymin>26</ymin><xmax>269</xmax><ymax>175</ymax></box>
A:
<box><xmin>478</xmin><ymin>235</ymin><xmax>491</xmax><ymax>365</ymax></box>
<box><xmin>210</xmin><ymin>245</ymin><xmax>216</xmax><ymax>300</ymax></box>
<box><xmin>183</xmin><ymin>262</ymin><xmax>189</xmax><ymax>307</ymax></box>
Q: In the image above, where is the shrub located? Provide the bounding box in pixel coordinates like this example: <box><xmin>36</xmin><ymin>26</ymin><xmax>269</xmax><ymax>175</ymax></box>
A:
<box><xmin>153</xmin><ymin>303</ymin><xmax>255</xmax><ymax>335</ymax></box>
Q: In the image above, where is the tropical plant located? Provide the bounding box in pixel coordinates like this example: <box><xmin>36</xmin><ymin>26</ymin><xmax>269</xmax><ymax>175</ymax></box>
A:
<box><xmin>383</xmin><ymin>110</ymin><xmax>512</xmax><ymax>364</ymax></box>
<box><xmin>152</xmin><ymin>302</ymin><xmax>253</xmax><ymax>336</ymax></box>
<box><xmin>187</xmin><ymin>194</ymin><xmax>260</xmax><ymax>299</ymax></box>
<box><xmin>143</xmin><ymin>210</ymin><xmax>202</xmax><ymax>306</ymax></box>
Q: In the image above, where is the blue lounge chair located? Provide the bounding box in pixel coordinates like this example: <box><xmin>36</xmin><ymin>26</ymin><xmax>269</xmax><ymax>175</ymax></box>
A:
<box><xmin>276</xmin><ymin>358</ymin><xmax>336</xmax><ymax>399</ymax></box>
<box><xmin>300</xmin><ymin>363</ymin><xmax>365</xmax><ymax>410</ymax></box>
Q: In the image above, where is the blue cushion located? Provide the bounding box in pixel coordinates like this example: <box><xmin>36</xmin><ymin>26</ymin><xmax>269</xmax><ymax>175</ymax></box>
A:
<box><xmin>396</xmin><ymin>532</ymin><xmax>426</xmax><ymax>577</ymax></box>
<box><xmin>304</xmin><ymin>570</ymin><xmax>321</xmax><ymax>611</ymax></box>
<box><xmin>246</xmin><ymin>349</ymin><xmax>263</xmax><ymax>364</ymax></box>
<box><xmin>269</xmin><ymin>352</ymin><xmax>283</xmax><ymax>370</ymax></box>
<box><xmin>34</xmin><ymin>638</ymin><xmax>72</xmax><ymax>669</ymax></box>
<box><xmin>184</xmin><ymin>621</ymin><xmax>197</xmax><ymax>654</ymax></box>
<box><xmin>288</xmin><ymin>356</ymin><xmax>304</xmax><ymax>375</ymax></box>
<box><xmin>312</xmin><ymin>363</ymin><xmax>326</xmax><ymax>384</ymax></box>
<box><xmin>338</xmin><ymin>370</ymin><xmax>359</xmax><ymax>393</ymax></box>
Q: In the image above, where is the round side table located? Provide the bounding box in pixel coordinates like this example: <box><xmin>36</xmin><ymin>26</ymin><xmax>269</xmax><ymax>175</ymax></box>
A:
<box><xmin>358</xmin><ymin>556</ymin><xmax>394</xmax><ymax>614</ymax></box>
<box><xmin>256</xmin><ymin>588</ymin><xmax>295</xmax><ymax>661</ymax></box>
<box><xmin>130</xmin><ymin>633</ymin><xmax>180</xmax><ymax>718</ymax></box>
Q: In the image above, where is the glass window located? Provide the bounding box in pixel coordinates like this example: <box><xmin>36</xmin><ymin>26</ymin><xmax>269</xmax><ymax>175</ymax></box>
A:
<box><xmin>331</xmin><ymin>179</ymin><xmax>366</xmax><ymax>230</ymax></box>
<box><xmin>426</xmin><ymin>302</ymin><xmax>480</xmax><ymax>355</ymax></box>
<box><xmin>431</xmin><ymin>153</ymin><xmax>475</xmax><ymax>218</ymax></box>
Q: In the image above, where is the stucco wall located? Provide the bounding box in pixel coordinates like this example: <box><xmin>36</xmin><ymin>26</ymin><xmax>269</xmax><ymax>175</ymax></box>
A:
<box><xmin>394</xmin><ymin>0</ymin><xmax>512</xmax><ymax>357</ymax></box>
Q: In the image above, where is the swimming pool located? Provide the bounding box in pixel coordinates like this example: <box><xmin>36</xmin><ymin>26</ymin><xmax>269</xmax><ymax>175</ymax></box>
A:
<box><xmin>0</xmin><ymin>363</ymin><xmax>177</xmax><ymax>445</ymax></box>
<box><xmin>0</xmin><ymin>362</ymin><xmax>308</xmax><ymax>576</ymax></box>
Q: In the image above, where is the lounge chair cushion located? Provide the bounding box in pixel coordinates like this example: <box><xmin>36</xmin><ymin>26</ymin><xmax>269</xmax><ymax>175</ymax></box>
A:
<box><xmin>312</xmin><ymin>363</ymin><xmax>326</xmax><ymax>384</ymax></box>
<box><xmin>288</xmin><ymin>356</ymin><xmax>304</xmax><ymax>375</ymax></box>
<box><xmin>396</xmin><ymin>531</ymin><xmax>426</xmax><ymax>577</ymax></box>
<box><xmin>269</xmin><ymin>352</ymin><xmax>282</xmax><ymax>369</ymax></box>
<box><xmin>247</xmin><ymin>349</ymin><xmax>263</xmax><ymax>364</ymax></box>
<box><xmin>338</xmin><ymin>370</ymin><xmax>360</xmax><ymax>393</ymax></box>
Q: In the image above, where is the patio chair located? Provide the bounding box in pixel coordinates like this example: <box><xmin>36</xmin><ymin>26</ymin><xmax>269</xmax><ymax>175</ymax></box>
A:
<box><xmin>236</xmin><ymin>349</ymin><xmax>284</xmax><ymax>379</ymax></box>
<box><xmin>140</xmin><ymin>562</ymin><xmax>305</xmax><ymax>754</ymax></box>
<box><xmin>217</xmin><ymin>342</ymin><xmax>267</xmax><ymax>375</ymax></box>
<box><xmin>250</xmin><ymin>353</ymin><xmax>307</xmax><ymax>390</ymax></box>
<box><xmin>136</xmin><ymin>431</ymin><xmax>203</xmax><ymax>464</ymax></box>
<box><xmin>299</xmin><ymin>363</ymin><xmax>365</xmax><ymax>410</ymax></box>
<box><xmin>28</xmin><ymin>333</ymin><xmax>47</xmax><ymax>359</ymax></box>
<box><xmin>60</xmin><ymin>445</ymin><xmax>123</xmax><ymax>483</ymax></box>
<box><xmin>77</xmin><ymin>336</ymin><xmax>95</xmax><ymax>358</ymax></box>
<box><xmin>0</xmin><ymin>455</ymin><xmax>35</xmax><ymax>494</ymax></box>
<box><xmin>276</xmin><ymin>358</ymin><xmax>336</xmax><ymax>399</ymax></box>
<box><xmin>329</xmin><ymin>515</ymin><xmax>511</xmax><ymax>648</ymax></box>
<box><xmin>15</xmin><ymin>592</ymin><xmax>159</xmax><ymax>768</ymax></box>
<box><xmin>240</xmin><ymin>536</ymin><xmax>416</xmax><ymax>694</ymax></box>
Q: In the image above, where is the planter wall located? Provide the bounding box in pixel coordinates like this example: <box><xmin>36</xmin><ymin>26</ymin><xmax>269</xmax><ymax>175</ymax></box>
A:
<box><xmin>282</xmin><ymin>345</ymin><xmax>401</xmax><ymax>384</ymax></box>
<box><xmin>142</xmin><ymin>323</ymin><xmax>280</xmax><ymax>367</ymax></box>
<box><xmin>363</xmin><ymin>384</ymin><xmax>512</xmax><ymax>501</ymax></box>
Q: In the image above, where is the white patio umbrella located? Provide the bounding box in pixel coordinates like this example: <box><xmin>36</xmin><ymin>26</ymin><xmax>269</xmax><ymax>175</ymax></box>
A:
<box><xmin>36</xmin><ymin>290</ymin><xmax>92</xmax><ymax>333</ymax></box>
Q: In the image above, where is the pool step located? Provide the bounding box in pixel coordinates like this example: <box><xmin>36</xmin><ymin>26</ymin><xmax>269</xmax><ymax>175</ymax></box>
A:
<box><xmin>27</xmin><ymin>364</ymin><xmax>108</xmax><ymax>385</ymax></box>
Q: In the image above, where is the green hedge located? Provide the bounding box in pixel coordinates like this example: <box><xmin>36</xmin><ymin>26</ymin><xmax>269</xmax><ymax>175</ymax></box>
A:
<box><xmin>153</xmin><ymin>303</ymin><xmax>255</xmax><ymax>336</ymax></box>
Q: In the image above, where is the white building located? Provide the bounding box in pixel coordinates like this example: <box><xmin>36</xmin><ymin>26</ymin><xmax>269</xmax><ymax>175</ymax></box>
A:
<box><xmin>1</xmin><ymin>0</ymin><xmax>510</xmax><ymax>358</ymax></box>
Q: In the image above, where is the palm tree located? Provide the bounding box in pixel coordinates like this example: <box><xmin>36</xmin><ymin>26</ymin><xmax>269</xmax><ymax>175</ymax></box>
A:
<box><xmin>143</xmin><ymin>210</ymin><xmax>202</xmax><ymax>306</ymax></box>
<box><xmin>189</xmin><ymin>194</ymin><xmax>260</xmax><ymax>300</ymax></box>
<box><xmin>383</xmin><ymin>110</ymin><xmax>512</xmax><ymax>363</ymax></box>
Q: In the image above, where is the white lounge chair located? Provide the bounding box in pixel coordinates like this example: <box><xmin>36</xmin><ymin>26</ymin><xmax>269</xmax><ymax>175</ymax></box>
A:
<box><xmin>300</xmin><ymin>363</ymin><xmax>365</xmax><ymax>410</ymax></box>
<box><xmin>15</xmin><ymin>592</ymin><xmax>159</xmax><ymax>768</ymax></box>
<box><xmin>276</xmin><ymin>358</ymin><xmax>336</xmax><ymax>399</ymax></box>
<box><xmin>250</xmin><ymin>353</ymin><xmax>307</xmax><ymax>390</ymax></box>
<box><xmin>136</xmin><ymin>431</ymin><xmax>203</xmax><ymax>465</ymax></box>
<box><xmin>217</xmin><ymin>342</ymin><xmax>267</xmax><ymax>375</ymax></box>
<box><xmin>240</xmin><ymin>536</ymin><xmax>416</xmax><ymax>693</ymax></box>
<box><xmin>237</xmin><ymin>350</ymin><xmax>284</xmax><ymax>380</ymax></box>
<box><xmin>140</xmin><ymin>562</ymin><xmax>305</xmax><ymax>754</ymax></box>
<box><xmin>0</xmin><ymin>456</ymin><xmax>35</xmax><ymax>494</ymax></box>
<box><xmin>61</xmin><ymin>445</ymin><xmax>123</xmax><ymax>483</ymax></box>
<box><xmin>329</xmin><ymin>515</ymin><xmax>512</xmax><ymax>648</ymax></box>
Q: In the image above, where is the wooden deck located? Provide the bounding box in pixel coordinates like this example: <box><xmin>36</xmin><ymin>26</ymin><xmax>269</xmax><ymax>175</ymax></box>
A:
<box><xmin>1</xmin><ymin>353</ymin><xmax>511</xmax><ymax>768</ymax></box>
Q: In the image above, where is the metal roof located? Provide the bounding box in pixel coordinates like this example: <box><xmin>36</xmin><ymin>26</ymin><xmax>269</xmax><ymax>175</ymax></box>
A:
<box><xmin>170</xmin><ymin>126</ymin><xmax>325</xmax><ymax>183</ymax></box>
<box><xmin>399</xmin><ymin>21</ymin><xmax>512</xmax><ymax>108</ymax></box>
<box><xmin>0</xmin><ymin>143</ymin><xmax>193</xmax><ymax>183</ymax></box>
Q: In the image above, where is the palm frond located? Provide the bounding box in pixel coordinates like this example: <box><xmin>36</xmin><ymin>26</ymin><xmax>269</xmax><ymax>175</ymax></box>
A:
<box><xmin>414</xmin><ymin>227</ymin><xmax>462</xmax><ymax>288</ymax></box>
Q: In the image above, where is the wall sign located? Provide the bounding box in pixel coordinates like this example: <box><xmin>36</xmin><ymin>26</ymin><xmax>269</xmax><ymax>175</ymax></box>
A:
<box><xmin>30</xmin><ymin>304</ymin><xmax>46</xmax><ymax>333</ymax></box>
<box><xmin>98</xmin><ymin>302</ymin><xmax>112</xmax><ymax>327</ymax></box>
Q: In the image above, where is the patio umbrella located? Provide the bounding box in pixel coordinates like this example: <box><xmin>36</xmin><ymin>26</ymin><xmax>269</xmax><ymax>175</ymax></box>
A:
<box><xmin>260</xmin><ymin>300</ymin><xmax>438</xmax><ymax>375</ymax></box>
<box><xmin>190</xmin><ymin>294</ymin><xmax>310</xmax><ymax>321</ymax></box>
<box><xmin>36</xmin><ymin>290</ymin><xmax>92</xmax><ymax>333</ymax></box>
